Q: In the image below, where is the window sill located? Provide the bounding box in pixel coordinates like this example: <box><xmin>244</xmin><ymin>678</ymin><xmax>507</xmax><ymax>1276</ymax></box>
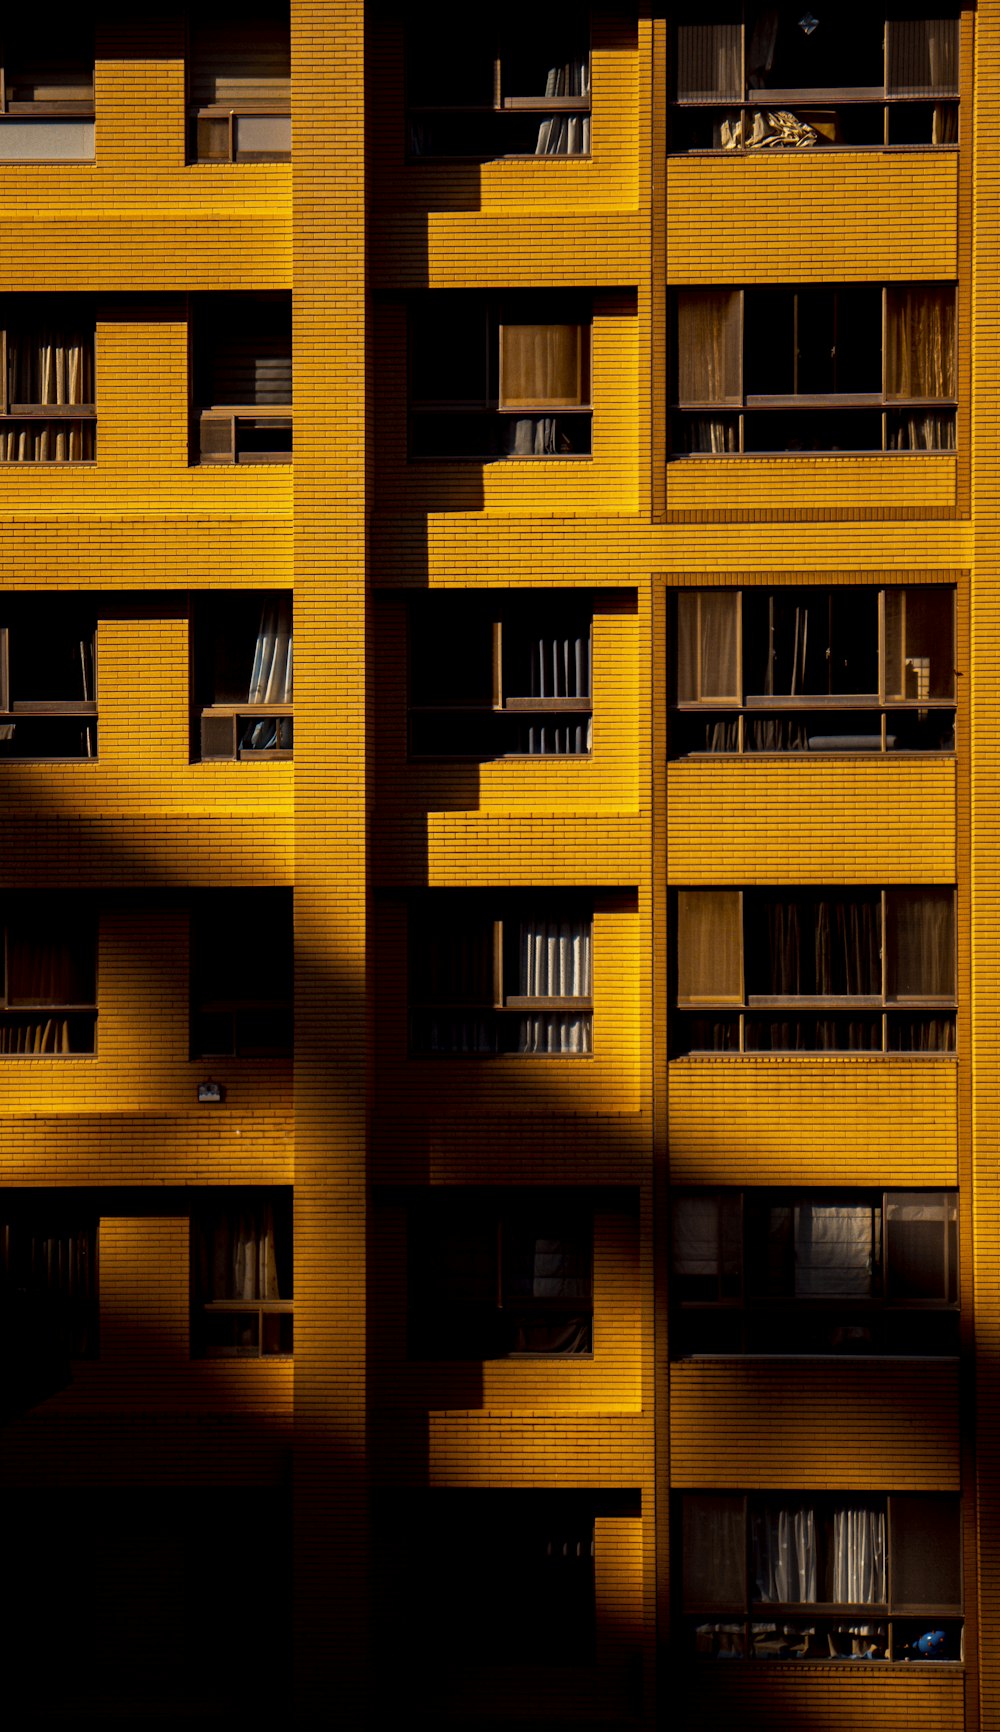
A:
<box><xmin>670</xmin><ymin>1050</ymin><xmax>958</xmax><ymax>1062</ymax></box>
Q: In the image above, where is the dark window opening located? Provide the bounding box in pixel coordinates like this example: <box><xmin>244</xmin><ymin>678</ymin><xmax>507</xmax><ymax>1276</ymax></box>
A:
<box><xmin>672</xmin><ymin>285</ymin><xmax>956</xmax><ymax>454</ymax></box>
<box><xmin>410</xmin><ymin>293</ymin><xmax>592</xmax><ymax>459</ymax></box>
<box><xmin>671</xmin><ymin>584</ymin><xmax>955</xmax><ymax>755</ymax></box>
<box><xmin>191</xmin><ymin>1188</ymin><xmax>293</xmax><ymax>1357</ymax></box>
<box><xmin>0</xmin><ymin>22</ymin><xmax>94</xmax><ymax>161</ymax></box>
<box><xmin>188</xmin><ymin>2</ymin><xmax>290</xmax><ymax>162</ymax></box>
<box><xmin>190</xmin><ymin>292</ymin><xmax>292</xmax><ymax>464</ymax></box>
<box><xmin>673</xmin><ymin>886</ymin><xmax>955</xmax><ymax>1054</ymax></box>
<box><xmin>671</xmin><ymin>7</ymin><xmax>959</xmax><ymax>153</ymax></box>
<box><xmin>409</xmin><ymin>894</ymin><xmax>593</xmax><ymax>1055</ymax></box>
<box><xmin>190</xmin><ymin>889</ymin><xmax>292</xmax><ymax>1057</ymax></box>
<box><xmin>0</xmin><ymin>1198</ymin><xmax>98</xmax><ymax>1375</ymax></box>
<box><xmin>0</xmin><ymin>297</ymin><xmax>95</xmax><ymax>461</ymax></box>
<box><xmin>0</xmin><ymin>599</ymin><xmax>96</xmax><ymax>758</ymax></box>
<box><xmin>679</xmin><ymin>1491</ymin><xmax>962</xmax><ymax>1662</ymax></box>
<box><xmin>0</xmin><ymin>901</ymin><xmax>97</xmax><ymax>1054</ymax></box>
<box><xmin>408</xmin><ymin>1192</ymin><xmax>593</xmax><ymax>1358</ymax></box>
<box><xmin>672</xmin><ymin>1188</ymin><xmax>959</xmax><ymax>1356</ymax></box>
<box><xmin>407</xmin><ymin>15</ymin><xmax>590</xmax><ymax>160</ymax></box>
<box><xmin>192</xmin><ymin>590</ymin><xmax>292</xmax><ymax>760</ymax></box>
<box><xmin>409</xmin><ymin>591</ymin><xmax>592</xmax><ymax>759</ymax></box>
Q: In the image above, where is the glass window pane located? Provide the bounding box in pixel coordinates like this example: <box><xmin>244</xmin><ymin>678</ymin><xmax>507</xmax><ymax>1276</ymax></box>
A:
<box><xmin>683</xmin><ymin>1495</ymin><xmax>745</xmax><ymax>1609</ymax></box>
<box><xmin>887</xmin><ymin>17</ymin><xmax>959</xmax><ymax>96</ymax></box>
<box><xmin>675</xmin><ymin>20</ymin><xmax>742</xmax><ymax>100</ymax></box>
<box><xmin>675</xmin><ymin>591</ymin><xmax>740</xmax><ymax>701</ymax></box>
<box><xmin>500</xmin><ymin>325</ymin><xmax>585</xmax><ymax>408</ymax></box>
<box><xmin>886</xmin><ymin>287</ymin><xmax>956</xmax><ymax>400</ymax></box>
<box><xmin>884</xmin><ymin>588</ymin><xmax>955</xmax><ymax>702</ymax></box>
<box><xmin>886</xmin><ymin>890</ymin><xmax>955</xmax><ymax>1000</ymax></box>
<box><xmin>676</xmin><ymin>291</ymin><xmax>742</xmax><ymax>405</ymax></box>
<box><xmin>885</xmin><ymin>1192</ymin><xmax>955</xmax><ymax>1301</ymax></box>
<box><xmin>794</xmin><ymin>1204</ymin><xmax>877</xmax><ymax>1296</ymax></box>
<box><xmin>672</xmin><ymin>1195</ymin><xmax>742</xmax><ymax>1299</ymax></box>
<box><xmin>234</xmin><ymin>114</ymin><xmax>291</xmax><ymax>156</ymax></box>
<box><xmin>677</xmin><ymin>891</ymin><xmax>742</xmax><ymax>1004</ymax></box>
<box><xmin>890</xmin><ymin>1496</ymin><xmax>962</xmax><ymax>1608</ymax></box>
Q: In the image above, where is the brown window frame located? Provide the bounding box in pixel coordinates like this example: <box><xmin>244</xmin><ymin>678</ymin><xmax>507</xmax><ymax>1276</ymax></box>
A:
<box><xmin>670</xmin><ymin>584</ymin><xmax>956</xmax><ymax>756</ymax></box>
<box><xmin>408</xmin><ymin>893</ymin><xmax>595</xmax><ymax>1057</ymax></box>
<box><xmin>678</xmin><ymin>1490</ymin><xmax>963</xmax><ymax>1663</ymax></box>
<box><xmin>192</xmin><ymin>590</ymin><xmax>293</xmax><ymax>762</ymax></box>
<box><xmin>670</xmin><ymin>6</ymin><xmax>959</xmax><ymax>153</ymax></box>
<box><xmin>409</xmin><ymin>293</ymin><xmax>592</xmax><ymax>461</ymax></box>
<box><xmin>408</xmin><ymin>591</ymin><xmax>593</xmax><ymax>760</ymax></box>
<box><xmin>190</xmin><ymin>1188</ymin><xmax>293</xmax><ymax>1359</ymax></box>
<box><xmin>407</xmin><ymin>1190</ymin><xmax>594</xmax><ymax>1360</ymax></box>
<box><xmin>0</xmin><ymin>902</ymin><xmax>98</xmax><ymax>1056</ymax></box>
<box><xmin>406</xmin><ymin>15</ymin><xmax>591</xmax><ymax>161</ymax></box>
<box><xmin>672</xmin><ymin>885</ymin><xmax>956</xmax><ymax>1054</ymax></box>
<box><xmin>671</xmin><ymin>1187</ymin><xmax>960</xmax><ymax>1356</ymax></box>
<box><xmin>671</xmin><ymin>284</ymin><xmax>957</xmax><ymax>455</ymax></box>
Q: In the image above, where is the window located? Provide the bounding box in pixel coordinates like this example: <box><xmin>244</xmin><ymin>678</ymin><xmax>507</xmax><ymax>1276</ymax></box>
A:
<box><xmin>409</xmin><ymin>592</ymin><xmax>592</xmax><ymax>758</ymax></box>
<box><xmin>0</xmin><ymin>905</ymin><xmax>96</xmax><ymax>1054</ymax></box>
<box><xmin>190</xmin><ymin>292</ymin><xmax>292</xmax><ymax>464</ymax></box>
<box><xmin>0</xmin><ymin>1197</ymin><xmax>97</xmax><ymax>1361</ymax></box>
<box><xmin>188</xmin><ymin>2</ymin><xmax>290</xmax><ymax>162</ymax></box>
<box><xmin>671</xmin><ymin>585</ymin><xmax>955</xmax><ymax>755</ymax></box>
<box><xmin>191</xmin><ymin>1190</ymin><xmax>293</xmax><ymax>1357</ymax></box>
<box><xmin>0</xmin><ymin>24</ymin><xmax>94</xmax><ymax>161</ymax></box>
<box><xmin>672</xmin><ymin>1189</ymin><xmax>959</xmax><ymax>1355</ymax></box>
<box><xmin>407</xmin><ymin>16</ymin><xmax>590</xmax><ymax>159</ymax></box>
<box><xmin>672</xmin><ymin>6</ymin><xmax>958</xmax><ymax>151</ymax></box>
<box><xmin>379</xmin><ymin>1492</ymin><xmax>602</xmax><ymax>1666</ymax></box>
<box><xmin>410</xmin><ymin>294</ymin><xmax>592</xmax><ymax>458</ymax></box>
<box><xmin>672</xmin><ymin>285</ymin><xmax>955</xmax><ymax>454</ymax></box>
<box><xmin>193</xmin><ymin>591</ymin><xmax>292</xmax><ymax>759</ymax></box>
<box><xmin>408</xmin><ymin>1192</ymin><xmax>592</xmax><ymax>1358</ymax></box>
<box><xmin>0</xmin><ymin>600</ymin><xmax>96</xmax><ymax>758</ymax></box>
<box><xmin>190</xmin><ymin>890</ymin><xmax>292</xmax><ymax>1057</ymax></box>
<box><xmin>0</xmin><ymin>299</ymin><xmax>95</xmax><ymax>462</ymax></box>
<box><xmin>673</xmin><ymin>887</ymin><xmax>955</xmax><ymax>1053</ymax></box>
<box><xmin>409</xmin><ymin>896</ymin><xmax>593</xmax><ymax>1054</ymax></box>
<box><xmin>679</xmin><ymin>1492</ymin><xmax>962</xmax><ymax>1661</ymax></box>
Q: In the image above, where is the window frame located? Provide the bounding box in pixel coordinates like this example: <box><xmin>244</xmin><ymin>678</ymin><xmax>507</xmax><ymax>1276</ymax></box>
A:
<box><xmin>189</xmin><ymin>1188</ymin><xmax>293</xmax><ymax>1359</ymax></box>
<box><xmin>670</xmin><ymin>6</ymin><xmax>960</xmax><ymax>154</ymax></box>
<box><xmin>0</xmin><ymin>903</ymin><xmax>97</xmax><ymax>1056</ymax></box>
<box><xmin>0</xmin><ymin>604</ymin><xmax>97</xmax><ymax>760</ymax></box>
<box><xmin>192</xmin><ymin>590</ymin><xmax>293</xmax><ymax>762</ymax></box>
<box><xmin>672</xmin><ymin>885</ymin><xmax>956</xmax><ymax>1054</ymax></box>
<box><xmin>407</xmin><ymin>1191</ymin><xmax>595</xmax><ymax>1360</ymax></box>
<box><xmin>671</xmin><ymin>1187</ymin><xmax>960</xmax><ymax>1357</ymax></box>
<box><xmin>677</xmin><ymin>1490</ymin><xmax>963</xmax><ymax>1663</ymax></box>
<box><xmin>189</xmin><ymin>292</ymin><xmax>293</xmax><ymax>467</ymax></box>
<box><xmin>670</xmin><ymin>584</ymin><xmax>956</xmax><ymax>756</ymax></box>
<box><xmin>189</xmin><ymin>889</ymin><xmax>293</xmax><ymax>1059</ymax></box>
<box><xmin>407</xmin><ymin>591</ymin><xmax>593</xmax><ymax>760</ymax></box>
<box><xmin>409</xmin><ymin>294</ymin><xmax>593</xmax><ymax>461</ymax></box>
<box><xmin>405</xmin><ymin>16</ymin><xmax>592</xmax><ymax>162</ymax></box>
<box><xmin>671</xmin><ymin>284</ymin><xmax>957</xmax><ymax>455</ymax></box>
<box><xmin>186</xmin><ymin>6</ymin><xmax>291</xmax><ymax>164</ymax></box>
<box><xmin>408</xmin><ymin>894</ymin><xmax>595</xmax><ymax>1057</ymax></box>
<box><xmin>0</xmin><ymin>302</ymin><xmax>97</xmax><ymax>464</ymax></box>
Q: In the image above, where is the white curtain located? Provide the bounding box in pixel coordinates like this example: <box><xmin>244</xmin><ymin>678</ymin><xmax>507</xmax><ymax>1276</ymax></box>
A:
<box><xmin>753</xmin><ymin>1505</ymin><xmax>817</xmax><ymax>1603</ymax></box>
<box><xmin>794</xmin><ymin>1205</ymin><xmax>876</xmax><ymax>1297</ymax></box>
<box><xmin>518</xmin><ymin>917</ymin><xmax>592</xmax><ymax>1053</ymax></box>
<box><xmin>212</xmin><ymin>1201</ymin><xmax>281</xmax><ymax>1301</ymax></box>
<box><xmin>535</xmin><ymin>59</ymin><xmax>590</xmax><ymax>156</ymax></box>
<box><xmin>833</xmin><ymin>1506</ymin><xmax>886</xmax><ymax>1606</ymax></box>
<box><xmin>506</xmin><ymin>415</ymin><xmax>560</xmax><ymax>454</ymax></box>
<box><xmin>524</xmin><ymin>625</ymin><xmax>592</xmax><ymax>755</ymax></box>
<box><xmin>242</xmin><ymin>596</ymin><xmax>293</xmax><ymax>750</ymax></box>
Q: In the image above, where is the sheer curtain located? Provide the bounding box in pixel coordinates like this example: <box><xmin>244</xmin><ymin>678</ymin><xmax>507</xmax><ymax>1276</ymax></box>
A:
<box><xmin>886</xmin><ymin>287</ymin><xmax>956</xmax><ymax>452</ymax></box>
<box><xmin>677</xmin><ymin>292</ymin><xmax>741</xmax><ymax>453</ymax></box>
<box><xmin>210</xmin><ymin>1201</ymin><xmax>282</xmax><ymax>1302</ymax></box>
<box><xmin>518</xmin><ymin>916</ymin><xmax>592</xmax><ymax>1052</ymax></box>
<box><xmin>753</xmin><ymin>1505</ymin><xmax>817</xmax><ymax>1603</ymax></box>
<box><xmin>3</xmin><ymin>329</ymin><xmax>94</xmax><ymax>461</ymax></box>
<box><xmin>523</xmin><ymin>623</ymin><xmax>591</xmax><ymax>754</ymax></box>
<box><xmin>241</xmin><ymin>596</ymin><xmax>293</xmax><ymax>750</ymax></box>
<box><xmin>833</xmin><ymin>1507</ymin><xmax>886</xmax><ymax>1607</ymax></box>
<box><xmin>1</xmin><ymin>931</ymin><xmax>89</xmax><ymax>1054</ymax></box>
<box><xmin>535</xmin><ymin>58</ymin><xmax>590</xmax><ymax>156</ymax></box>
<box><xmin>794</xmin><ymin>1205</ymin><xmax>876</xmax><ymax>1296</ymax></box>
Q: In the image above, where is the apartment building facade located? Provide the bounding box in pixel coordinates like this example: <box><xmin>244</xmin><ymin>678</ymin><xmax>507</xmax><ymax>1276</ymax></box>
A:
<box><xmin>0</xmin><ymin>3</ymin><xmax>993</xmax><ymax>1727</ymax></box>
